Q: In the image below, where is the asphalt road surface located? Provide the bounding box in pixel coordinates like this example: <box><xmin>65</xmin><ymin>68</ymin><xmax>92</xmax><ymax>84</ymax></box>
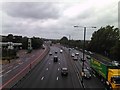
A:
<box><xmin>3</xmin><ymin>45</ymin><xmax>107</xmax><ymax>89</ymax></box>
<box><xmin>66</xmin><ymin>47</ymin><xmax>107</xmax><ymax>89</ymax></box>
<box><xmin>1</xmin><ymin>49</ymin><xmax>44</xmax><ymax>87</ymax></box>
<box><xmin>13</xmin><ymin>46</ymin><xmax>82</xmax><ymax>88</ymax></box>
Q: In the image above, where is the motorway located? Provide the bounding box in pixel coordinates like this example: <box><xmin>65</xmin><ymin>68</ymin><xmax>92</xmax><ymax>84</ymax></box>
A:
<box><xmin>0</xmin><ymin>48</ymin><xmax>46</xmax><ymax>88</ymax></box>
<box><xmin>66</xmin><ymin>48</ymin><xmax>106</xmax><ymax>89</ymax></box>
<box><xmin>12</xmin><ymin>45</ymin><xmax>106</xmax><ymax>89</ymax></box>
<box><xmin>13</xmin><ymin>46</ymin><xmax>82</xmax><ymax>88</ymax></box>
<box><xmin>0</xmin><ymin>45</ymin><xmax>107</xmax><ymax>89</ymax></box>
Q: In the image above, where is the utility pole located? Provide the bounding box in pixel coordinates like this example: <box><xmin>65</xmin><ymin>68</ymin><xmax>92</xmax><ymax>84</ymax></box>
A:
<box><xmin>74</xmin><ymin>25</ymin><xmax>96</xmax><ymax>89</ymax></box>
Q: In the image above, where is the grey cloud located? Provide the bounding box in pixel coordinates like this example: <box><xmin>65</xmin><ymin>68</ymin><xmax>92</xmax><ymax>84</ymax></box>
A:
<box><xmin>3</xmin><ymin>2</ymin><xmax>60</xmax><ymax>20</ymax></box>
<box><xmin>2</xmin><ymin>1</ymin><xmax>118</xmax><ymax>40</ymax></box>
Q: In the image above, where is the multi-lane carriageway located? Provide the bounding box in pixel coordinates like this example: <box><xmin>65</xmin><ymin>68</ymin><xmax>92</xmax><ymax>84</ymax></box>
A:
<box><xmin>1</xmin><ymin>45</ymin><xmax>106</xmax><ymax>89</ymax></box>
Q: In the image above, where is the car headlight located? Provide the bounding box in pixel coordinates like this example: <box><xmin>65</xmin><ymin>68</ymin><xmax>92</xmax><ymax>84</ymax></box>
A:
<box><xmin>106</xmin><ymin>81</ymin><xmax>109</xmax><ymax>85</ymax></box>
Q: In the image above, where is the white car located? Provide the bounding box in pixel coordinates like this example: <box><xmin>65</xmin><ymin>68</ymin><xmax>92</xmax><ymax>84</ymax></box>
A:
<box><xmin>86</xmin><ymin>55</ymin><xmax>91</xmax><ymax>59</ymax></box>
<box><xmin>75</xmin><ymin>52</ymin><xmax>79</xmax><ymax>56</ymax></box>
<box><xmin>112</xmin><ymin>61</ymin><xmax>119</xmax><ymax>66</ymax></box>
<box><xmin>88</xmin><ymin>51</ymin><xmax>93</xmax><ymax>55</ymax></box>
<box><xmin>60</xmin><ymin>49</ymin><xmax>63</xmax><ymax>53</ymax></box>
<box><xmin>71</xmin><ymin>53</ymin><xmax>75</xmax><ymax>57</ymax></box>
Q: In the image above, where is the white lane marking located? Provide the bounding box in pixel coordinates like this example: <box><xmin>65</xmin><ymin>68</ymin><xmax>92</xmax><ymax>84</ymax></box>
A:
<box><xmin>13</xmin><ymin>65</ymin><xmax>19</xmax><ymax>70</ymax></box>
<box><xmin>19</xmin><ymin>62</ymin><xmax>23</xmax><ymax>65</ymax></box>
<box><xmin>56</xmin><ymin>77</ymin><xmax>59</xmax><ymax>80</ymax></box>
<box><xmin>93</xmin><ymin>74</ymin><xmax>96</xmax><ymax>77</ymax></box>
<box><xmin>46</xmin><ymin>68</ymin><xmax>48</xmax><ymax>70</ymax></box>
<box><xmin>0</xmin><ymin>70</ymin><xmax>4</xmax><ymax>74</ymax></box>
<box><xmin>41</xmin><ymin>77</ymin><xmax>44</xmax><ymax>80</ymax></box>
<box><xmin>59</xmin><ymin>63</ymin><xmax>60</xmax><ymax>64</ymax></box>
<box><xmin>58</xmin><ymin>68</ymin><xmax>60</xmax><ymax>71</ymax></box>
<box><xmin>49</xmin><ymin>63</ymin><xmax>51</xmax><ymax>64</ymax></box>
<box><xmin>0</xmin><ymin>75</ymin><xmax>3</xmax><ymax>77</ymax></box>
<box><xmin>6</xmin><ymin>70</ymin><xmax>12</xmax><ymax>74</ymax></box>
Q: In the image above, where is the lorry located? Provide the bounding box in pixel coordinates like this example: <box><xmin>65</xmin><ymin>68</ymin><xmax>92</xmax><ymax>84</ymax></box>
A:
<box><xmin>90</xmin><ymin>58</ymin><xmax>120</xmax><ymax>89</ymax></box>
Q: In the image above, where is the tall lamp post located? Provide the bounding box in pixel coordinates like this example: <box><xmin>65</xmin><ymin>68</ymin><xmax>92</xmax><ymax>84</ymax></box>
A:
<box><xmin>74</xmin><ymin>25</ymin><xmax>96</xmax><ymax>88</ymax></box>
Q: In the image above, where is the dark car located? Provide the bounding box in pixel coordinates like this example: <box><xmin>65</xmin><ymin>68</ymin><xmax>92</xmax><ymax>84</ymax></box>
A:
<box><xmin>49</xmin><ymin>52</ymin><xmax>52</xmax><ymax>55</ymax></box>
<box><xmin>53</xmin><ymin>56</ymin><xmax>58</xmax><ymax>62</ymax></box>
<box><xmin>83</xmin><ymin>69</ymin><xmax>91</xmax><ymax>79</ymax></box>
<box><xmin>61</xmin><ymin>68</ymin><xmax>68</xmax><ymax>76</ymax></box>
<box><xmin>73</xmin><ymin>56</ymin><xmax>78</xmax><ymax>61</ymax></box>
<box><xmin>55</xmin><ymin>51</ymin><xmax>57</xmax><ymax>54</ymax></box>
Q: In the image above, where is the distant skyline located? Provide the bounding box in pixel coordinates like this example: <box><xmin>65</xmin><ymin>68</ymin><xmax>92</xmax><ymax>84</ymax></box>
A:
<box><xmin>1</xmin><ymin>0</ymin><xmax>119</xmax><ymax>40</ymax></box>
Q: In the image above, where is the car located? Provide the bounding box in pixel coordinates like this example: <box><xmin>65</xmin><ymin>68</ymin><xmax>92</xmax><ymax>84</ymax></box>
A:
<box><xmin>60</xmin><ymin>49</ymin><xmax>63</xmax><ymax>53</ymax></box>
<box><xmin>71</xmin><ymin>53</ymin><xmax>75</xmax><ymax>57</ymax></box>
<box><xmin>112</xmin><ymin>61</ymin><xmax>119</xmax><ymax>66</ymax></box>
<box><xmin>61</xmin><ymin>68</ymin><xmax>68</xmax><ymax>76</ymax></box>
<box><xmin>88</xmin><ymin>51</ymin><xmax>93</xmax><ymax>55</ymax></box>
<box><xmin>49</xmin><ymin>52</ymin><xmax>52</xmax><ymax>55</ymax></box>
<box><xmin>86</xmin><ymin>55</ymin><xmax>91</xmax><ymax>59</ymax></box>
<box><xmin>85</xmin><ymin>50</ymin><xmax>87</xmax><ymax>53</ymax></box>
<box><xmin>55</xmin><ymin>51</ymin><xmax>57</xmax><ymax>54</ymax></box>
<box><xmin>75</xmin><ymin>52</ymin><xmax>79</xmax><ymax>56</ymax></box>
<box><xmin>53</xmin><ymin>56</ymin><xmax>58</xmax><ymax>62</ymax></box>
<box><xmin>83</xmin><ymin>69</ymin><xmax>91</xmax><ymax>79</ymax></box>
<box><xmin>73</xmin><ymin>56</ymin><xmax>78</xmax><ymax>61</ymax></box>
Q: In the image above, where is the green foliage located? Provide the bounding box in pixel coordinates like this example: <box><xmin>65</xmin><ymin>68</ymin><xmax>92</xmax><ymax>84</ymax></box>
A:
<box><xmin>31</xmin><ymin>37</ymin><xmax>43</xmax><ymax>49</ymax></box>
<box><xmin>59</xmin><ymin>36</ymin><xmax>84</xmax><ymax>49</ymax></box>
<box><xmin>88</xmin><ymin>25</ymin><xmax>119</xmax><ymax>60</ymax></box>
<box><xmin>22</xmin><ymin>37</ymin><xmax>28</xmax><ymax>49</ymax></box>
<box><xmin>2</xmin><ymin>49</ymin><xmax>17</xmax><ymax>60</ymax></box>
<box><xmin>110</xmin><ymin>40</ymin><xmax>120</xmax><ymax>60</ymax></box>
<box><xmin>60</xmin><ymin>36</ymin><xmax>68</xmax><ymax>45</ymax></box>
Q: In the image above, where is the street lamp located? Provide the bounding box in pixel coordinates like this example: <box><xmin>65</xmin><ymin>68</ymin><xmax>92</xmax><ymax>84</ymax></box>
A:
<box><xmin>74</xmin><ymin>25</ymin><xmax>96</xmax><ymax>88</ymax></box>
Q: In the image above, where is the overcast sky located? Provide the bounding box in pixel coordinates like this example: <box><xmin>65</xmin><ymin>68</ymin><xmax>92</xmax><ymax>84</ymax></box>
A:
<box><xmin>0</xmin><ymin>0</ymin><xmax>119</xmax><ymax>40</ymax></box>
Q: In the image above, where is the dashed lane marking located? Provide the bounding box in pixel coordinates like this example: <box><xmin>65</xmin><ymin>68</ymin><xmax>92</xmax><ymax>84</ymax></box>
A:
<box><xmin>93</xmin><ymin>74</ymin><xmax>96</xmax><ymax>77</ymax></box>
<box><xmin>13</xmin><ymin>65</ymin><xmax>19</xmax><ymax>70</ymax></box>
<box><xmin>41</xmin><ymin>77</ymin><xmax>44</xmax><ymax>80</ymax></box>
<box><xmin>6</xmin><ymin>70</ymin><xmax>12</xmax><ymax>74</ymax></box>
<box><xmin>19</xmin><ymin>62</ymin><xmax>23</xmax><ymax>65</ymax></box>
<box><xmin>59</xmin><ymin>63</ymin><xmax>60</xmax><ymax>64</ymax></box>
<box><xmin>46</xmin><ymin>68</ymin><xmax>48</xmax><ymax>70</ymax></box>
<box><xmin>58</xmin><ymin>68</ymin><xmax>60</xmax><ymax>71</ymax></box>
<box><xmin>0</xmin><ymin>70</ymin><xmax>4</xmax><ymax>74</ymax></box>
<box><xmin>56</xmin><ymin>77</ymin><xmax>59</xmax><ymax>80</ymax></box>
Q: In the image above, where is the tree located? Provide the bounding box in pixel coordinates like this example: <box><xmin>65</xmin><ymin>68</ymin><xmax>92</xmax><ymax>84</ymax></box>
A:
<box><xmin>60</xmin><ymin>36</ymin><xmax>68</xmax><ymax>46</ymax></box>
<box><xmin>7</xmin><ymin>34</ymin><xmax>14</xmax><ymax>42</ymax></box>
<box><xmin>31</xmin><ymin>37</ymin><xmax>43</xmax><ymax>49</ymax></box>
<box><xmin>22</xmin><ymin>37</ymin><xmax>28</xmax><ymax>49</ymax></box>
<box><xmin>110</xmin><ymin>40</ymin><xmax>120</xmax><ymax>61</ymax></box>
<box><xmin>88</xmin><ymin>25</ymin><xmax>119</xmax><ymax>56</ymax></box>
